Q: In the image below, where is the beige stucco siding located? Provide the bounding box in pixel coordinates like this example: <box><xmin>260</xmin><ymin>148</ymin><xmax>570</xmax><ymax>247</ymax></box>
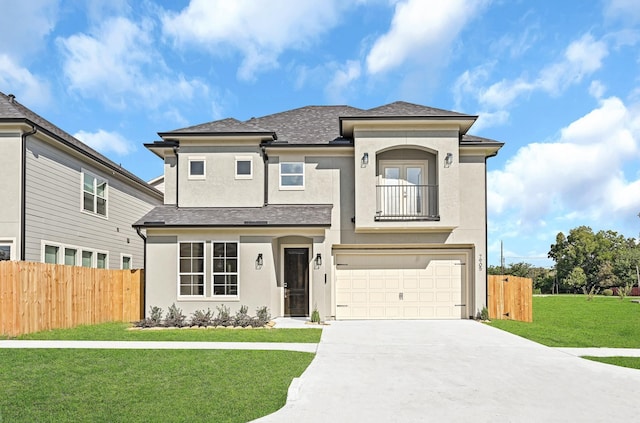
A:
<box><xmin>0</xmin><ymin>132</ymin><xmax>22</xmax><ymax>254</ymax></box>
<box><xmin>177</xmin><ymin>146</ymin><xmax>263</xmax><ymax>207</ymax></box>
<box><xmin>23</xmin><ymin>136</ymin><xmax>159</xmax><ymax>268</ymax></box>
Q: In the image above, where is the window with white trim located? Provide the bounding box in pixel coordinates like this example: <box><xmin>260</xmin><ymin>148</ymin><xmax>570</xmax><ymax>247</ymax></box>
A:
<box><xmin>82</xmin><ymin>251</ymin><xmax>93</xmax><ymax>268</ymax></box>
<box><xmin>44</xmin><ymin>245</ymin><xmax>59</xmax><ymax>264</ymax></box>
<box><xmin>82</xmin><ymin>172</ymin><xmax>108</xmax><ymax>217</ymax></box>
<box><xmin>179</xmin><ymin>242</ymin><xmax>205</xmax><ymax>296</ymax></box>
<box><xmin>212</xmin><ymin>242</ymin><xmax>238</xmax><ymax>296</ymax></box>
<box><xmin>235</xmin><ymin>157</ymin><xmax>253</xmax><ymax>179</ymax></box>
<box><xmin>188</xmin><ymin>157</ymin><xmax>206</xmax><ymax>179</ymax></box>
<box><xmin>121</xmin><ymin>255</ymin><xmax>132</xmax><ymax>270</ymax></box>
<box><xmin>0</xmin><ymin>240</ymin><xmax>13</xmax><ymax>261</ymax></box>
<box><xmin>64</xmin><ymin>248</ymin><xmax>77</xmax><ymax>266</ymax></box>
<box><xmin>280</xmin><ymin>162</ymin><xmax>304</xmax><ymax>189</ymax></box>
<box><xmin>97</xmin><ymin>253</ymin><xmax>108</xmax><ymax>269</ymax></box>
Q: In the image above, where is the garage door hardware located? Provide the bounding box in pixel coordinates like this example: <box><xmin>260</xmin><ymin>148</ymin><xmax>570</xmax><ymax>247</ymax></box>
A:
<box><xmin>337</xmin><ymin>305</ymin><xmax>348</xmax><ymax>307</ymax></box>
<box><xmin>455</xmin><ymin>304</ymin><xmax>466</xmax><ymax>307</ymax></box>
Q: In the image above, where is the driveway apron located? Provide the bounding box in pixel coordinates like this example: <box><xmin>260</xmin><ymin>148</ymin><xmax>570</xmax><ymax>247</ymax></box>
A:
<box><xmin>253</xmin><ymin>320</ymin><xmax>640</xmax><ymax>423</ymax></box>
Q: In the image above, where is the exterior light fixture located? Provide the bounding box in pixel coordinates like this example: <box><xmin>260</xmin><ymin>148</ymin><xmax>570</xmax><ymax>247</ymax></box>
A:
<box><xmin>361</xmin><ymin>153</ymin><xmax>369</xmax><ymax>166</ymax></box>
<box><xmin>256</xmin><ymin>253</ymin><xmax>263</xmax><ymax>267</ymax></box>
<box><xmin>444</xmin><ymin>152</ymin><xmax>453</xmax><ymax>168</ymax></box>
<box><xmin>315</xmin><ymin>253</ymin><xmax>322</xmax><ymax>266</ymax></box>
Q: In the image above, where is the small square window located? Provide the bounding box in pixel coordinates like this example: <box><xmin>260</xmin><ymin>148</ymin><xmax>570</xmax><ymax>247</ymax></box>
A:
<box><xmin>235</xmin><ymin>157</ymin><xmax>253</xmax><ymax>179</ymax></box>
<box><xmin>122</xmin><ymin>255</ymin><xmax>132</xmax><ymax>270</ymax></box>
<box><xmin>188</xmin><ymin>158</ymin><xmax>206</xmax><ymax>179</ymax></box>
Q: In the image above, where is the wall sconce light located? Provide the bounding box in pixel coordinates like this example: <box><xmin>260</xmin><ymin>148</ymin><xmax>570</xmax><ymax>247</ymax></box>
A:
<box><xmin>479</xmin><ymin>253</ymin><xmax>483</xmax><ymax>271</ymax></box>
<box><xmin>315</xmin><ymin>253</ymin><xmax>322</xmax><ymax>267</ymax></box>
<box><xmin>361</xmin><ymin>152</ymin><xmax>369</xmax><ymax>167</ymax></box>
<box><xmin>256</xmin><ymin>253</ymin><xmax>263</xmax><ymax>268</ymax></box>
<box><xmin>444</xmin><ymin>152</ymin><xmax>453</xmax><ymax>168</ymax></box>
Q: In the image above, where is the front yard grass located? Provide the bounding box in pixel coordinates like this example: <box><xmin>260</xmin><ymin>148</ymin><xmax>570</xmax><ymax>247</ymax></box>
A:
<box><xmin>0</xmin><ymin>348</ymin><xmax>313</xmax><ymax>422</ymax></box>
<box><xmin>16</xmin><ymin>321</ymin><xmax>322</xmax><ymax>343</ymax></box>
<box><xmin>487</xmin><ymin>295</ymin><xmax>640</xmax><ymax>348</ymax></box>
<box><xmin>584</xmin><ymin>356</ymin><xmax>640</xmax><ymax>370</ymax></box>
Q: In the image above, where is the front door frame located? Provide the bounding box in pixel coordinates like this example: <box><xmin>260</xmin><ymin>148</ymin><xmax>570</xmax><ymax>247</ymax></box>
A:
<box><xmin>281</xmin><ymin>244</ymin><xmax>311</xmax><ymax>317</ymax></box>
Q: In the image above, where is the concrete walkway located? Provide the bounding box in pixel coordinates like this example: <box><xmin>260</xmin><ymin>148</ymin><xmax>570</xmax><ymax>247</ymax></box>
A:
<box><xmin>555</xmin><ymin>347</ymin><xmax>640</xmax><ymax>357</ymax></box>
<box><xmin>253</xmin><ymin>320</ymin><xmax>640</xmax><ymax>423</ymax></box>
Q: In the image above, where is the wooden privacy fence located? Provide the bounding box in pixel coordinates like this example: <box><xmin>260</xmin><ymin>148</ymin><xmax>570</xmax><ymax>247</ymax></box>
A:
<box><xmin>488</xmin><ymin>275</ymin><xmax>533</xmax><ymax>322</ymax></box>
<box><xmin>0</xmin><ymin>261</ymin><xmax>143</xmax><ymax>337</ymax></box>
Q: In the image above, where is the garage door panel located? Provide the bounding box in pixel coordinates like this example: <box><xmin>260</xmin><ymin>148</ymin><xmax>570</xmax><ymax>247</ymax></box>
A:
<box><xmin>335</xmin><ymin>254</ymin><xmax>465</xmax><ymax>320</ymax></box>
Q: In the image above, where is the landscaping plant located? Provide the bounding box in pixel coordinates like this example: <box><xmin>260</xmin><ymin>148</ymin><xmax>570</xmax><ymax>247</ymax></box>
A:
<box><xmin>164</xmin><ymin>303</ymin><xmax>187</xmax><ymax>327</ymax></box>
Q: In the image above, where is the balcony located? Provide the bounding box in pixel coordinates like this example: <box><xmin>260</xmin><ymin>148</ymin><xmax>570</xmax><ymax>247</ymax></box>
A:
<box><xmin>375</xmin><ymin>184</ymin><xmax>439</xmax><ymax>221</ymax></box>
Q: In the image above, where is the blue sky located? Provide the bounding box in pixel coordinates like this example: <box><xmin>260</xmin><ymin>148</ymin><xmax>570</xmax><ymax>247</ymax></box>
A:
<box><xmin>1</xmin><ymin>0</ymin><xmax>639</xmax><ymax>267</ymax></box>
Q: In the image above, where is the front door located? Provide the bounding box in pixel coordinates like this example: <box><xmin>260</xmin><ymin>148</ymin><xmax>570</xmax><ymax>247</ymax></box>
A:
<box><xmin>284</xmin><ymin>248</ymin><xmax>309</xmax><ymax>317</ymax></box>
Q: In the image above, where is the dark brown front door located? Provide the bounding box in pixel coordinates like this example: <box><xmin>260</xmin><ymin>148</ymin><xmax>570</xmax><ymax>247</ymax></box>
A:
<box><xmin>284</xmin><ymin>248</ymin><xmax>309</xmax><ymax>317</ymax></box>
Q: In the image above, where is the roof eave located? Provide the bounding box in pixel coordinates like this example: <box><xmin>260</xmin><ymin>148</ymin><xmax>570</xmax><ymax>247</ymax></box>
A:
<box><xmin>340</xmin><ymin>115</ymin><xmax>479</xmax><ymax>137</ymax></box>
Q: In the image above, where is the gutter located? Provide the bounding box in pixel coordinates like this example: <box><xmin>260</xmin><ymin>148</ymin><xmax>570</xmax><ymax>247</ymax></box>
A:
<box><xmin>134</xmin><ymin>226</ymin><xmax>147</xmax><ymax>317</ymax></box>
<box><xmin>20</xmin><ymin>123</ymin><xmax>37</xmax><ymax>260</ymax></box>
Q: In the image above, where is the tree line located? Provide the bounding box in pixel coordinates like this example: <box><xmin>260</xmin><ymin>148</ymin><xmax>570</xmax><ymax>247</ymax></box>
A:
<box><xmin>489</xmin><ymin>226</ymin><xmax>640</xmax><ymax>294</ymax></box>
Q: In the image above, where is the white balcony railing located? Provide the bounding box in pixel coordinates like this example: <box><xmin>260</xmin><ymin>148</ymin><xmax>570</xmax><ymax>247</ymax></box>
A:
<box><xmin>375</xmin><ymin>184</ymin><xmax>439</xmax><ymax>220</ymax></box>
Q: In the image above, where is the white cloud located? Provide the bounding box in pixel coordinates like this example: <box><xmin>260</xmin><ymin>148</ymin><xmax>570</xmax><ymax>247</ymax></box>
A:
<box><xmin>325</xmin><ymin>60</ymin><xmax>362</xmax><ymax>103</ymax></box>
<box><xmin>162</xmin><ymin>0</ymin><xmax>345</xmax><ymax>81</ymax></box>
<box><xmin>488</xmin><ymin>96</ymin><xmax>640</xmax><ymax>226</ymax></box>
<box><xmin>455</xmin><ymin>34</ymin><xmax>609</xmax><ymax>128</ymax></box>
<box><xmin>74</xmin><ymin>129</ymin><xmax>135</xmax><ymax>156</ymax></box>
<box><xmin>0</xmin><ymin>54</ymin><xmax>51</xmax><ymax>107</ymax></box>
<box><xmin>604</xmin><ymin>0</ymin><xmax>640</xmax><ymax>23</ymax></box>
<box><xmin>58</xmin><ymin>17</ymin><xmax>208</xmax><ymax>109</ymax></box>
<box><xmin>366</xmin><ymin>0</ymin><xmax>488</xmax><ymax>75</ymax></box>
<box><xmin>589</xmin><ymin>80</ymin><xmax>606</xmax><ymax>99</ymax></box>
<box><xmin>0</xmin><ymin>0</ymin><xmax>59</xmax><ymax>59</ymax></box>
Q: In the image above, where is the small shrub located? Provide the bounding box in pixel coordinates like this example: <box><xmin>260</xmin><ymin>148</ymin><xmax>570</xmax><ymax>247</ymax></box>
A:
<box><xmin>191</xmin><ymin>308</ymin><xmax>213</xmax><ymax>327</ymax></box>
<box><xmin>533</xmin><ymin>288</ymin><xmax>542</xmax><ymax>295</ymax></box>
<box><xmin>617</xmin><ymin>283</ymin><xmax>633</xmax><ymax>300</ymax></box>
<box><xmin>310</xmin><ymin>307</ymin><xmax>321</xmax><ymax>323</ymax></box>
<box><xmin>133</xmin><ymin>305</ymin><xmax>163</xmax><ymax>328</ymax></box>
<box><xmin>164</xmin><ymin>303</ymin><xmax>187</xmax><ymax>327</ymax></box>
<box><xmin>254</xmin><ymin>306</ymin><xmax>271</xmax><ymax>327</ymax></box>
<box><xmin>602</xmin><ymin>289</ymin><xmax>613</xmax><ymax>297</ymax></box>
<box><xmin>234</xmin><ymin>305</ymin><xmax>252</xmax><ymax>327</ymax></box>
<box><xmin>583</xmin><ymin>285</ymin><xmax>599</xmax><ymax>301</ymax></box>
<box><xmin>479</xmin><ymin>306</ymin><xmax>489</xmax><ymax>321</ymax></box>
<box><xmin>213</xmin><ymin>305</ymin><xmax>232</xmax><ymax>327</ymax></box>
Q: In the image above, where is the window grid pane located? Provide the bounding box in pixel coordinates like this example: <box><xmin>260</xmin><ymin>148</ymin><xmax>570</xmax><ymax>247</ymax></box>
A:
<box><xmin>212</xmin><ymin>242</ymin><xmax>239</xmax><ymax>297</ymax></box>
<box><xmin>280</xmin><ymin>163</ymin><xmax>304</xmax><ymax>187</ymax></box>
<box><xmin>179</xmin><ymin>242</ymin><xmax>205</xmax><ymax>296</ymax></box>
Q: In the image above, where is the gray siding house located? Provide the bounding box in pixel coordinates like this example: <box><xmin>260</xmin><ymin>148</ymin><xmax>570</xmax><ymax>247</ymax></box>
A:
<box><xmin>0</xmin><ymin>92</ymin><xmax>163</xmax><ymax>269</ymax></box>
<box><xmin>135</xmin><ymin>102</ymin><xmax>503</xmax><ymax>320</ymax></box>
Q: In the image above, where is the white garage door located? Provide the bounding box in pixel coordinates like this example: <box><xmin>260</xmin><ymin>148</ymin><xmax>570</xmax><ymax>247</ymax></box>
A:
<box><xmin>335</xmin><ymin>253</ymin><xmax>465</xmax><ymax>319</ymax></box>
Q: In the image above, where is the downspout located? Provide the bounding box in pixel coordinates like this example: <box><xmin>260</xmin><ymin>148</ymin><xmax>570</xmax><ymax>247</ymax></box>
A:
<box><xmin>135</xmin><ymin>226</ymin><xmax>147</xmax><ymax>317</ymax></box>
<box><xmin>484</xmin><ymin>151</ymin><xmax>499</xmax><ymax>311</ymax></box>
<box><xmin>173</xmin><ymin>146</ymin><xmax>179</xmax><ymax>206</ymax></box>
<box><xmin>20</xmin><ymin>122</ymin><xmax>37</xmax><ymax>260</ymax></box>
<box><xmin>261</xmin><ymin>145</ymin><xmax>269</xmax><ymax>206</ymax></box>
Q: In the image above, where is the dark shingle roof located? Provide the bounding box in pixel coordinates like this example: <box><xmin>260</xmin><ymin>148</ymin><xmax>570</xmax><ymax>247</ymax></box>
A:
<box><xmin>358</xmin><ymin>101</ymin><xmax>474</xmax><ymax>118</ymax></box>
<box><xmin>461</xmin><ymin>134</ymin><xmax>504</xmax><ymax>146</ymax></box>
<box><xmin>160</xmin><ymin>117</ymin><xmax>275</xmax><ymax>136</ymax></box>
<box><xmin>0</xmin><ymin>92</ymin><xmax>161</xmax><ymax>198</ymax></box>
<box><xmin>133</xmin><ymin>204</ymin><xmax>332</xmax><ymax>227</ymax></box>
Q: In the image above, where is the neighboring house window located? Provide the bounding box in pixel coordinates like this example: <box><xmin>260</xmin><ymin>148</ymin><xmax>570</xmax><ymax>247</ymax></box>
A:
<box><xmin>64</xmin><ymin>248</ymin><xmax>77</xmax><ymax>266</ymax></box>
<box><xmin>82</xmin><ymin>172</ymin><xmax>108</xmax><ymax>217</ymax></box>
<box><xmin>179</xmin><ymin>242</ymin><xmax>205</xmax><ymax>296</ymax></box>
<box><xmin>121</xmin><ymin>255</ymin><xmax>132</xmax><ymax>270</ymax></box>
<box><xmin>280</xmin><ymin>162</ymin><xmax>304</xmax><ymax>189</ymax></box>
<box><xmin>44</xmin><ymin>245</ymin><xmax>59</xmax><ymax>264</ymax></box>
<box><xmin>82</xmin><ymin>251</ymin><xmax>93</xmax><ymax>267</ymax></box>
<box><xmin>97</xmin><ymin>253</ymin><xmax>108</xmax><ymax>269</ymax></box>
<box><xmin>0</xmin><ymin>240</ymin><xmax>13</xmax><ymax>261</ymax></box>
<box><xmin>212</xmin><ymin>242</ymin><xmax>238</xmax><ymax>296</ymax></box>
<box><xmin>235</xmin><ymin>157</ymin><xmax>253</xmax><ymax>179</ymax></box>
<box><xmin>188</xmin><ymin>157</ymin><xmax>206</xmax><ymax>180</ymax></box>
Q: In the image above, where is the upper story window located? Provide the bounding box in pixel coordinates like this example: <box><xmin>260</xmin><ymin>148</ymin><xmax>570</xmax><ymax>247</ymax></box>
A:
<box><xmin>235</xmin><ymin>157</ymin><xmax>253</xmax><ymax>179</ymax></box>
<box><xmin>82</xmin><ymin>171</ymin><xmax>107</xmax><ymax>217</ymax></box>
<box><xmin>188</xmin><ymin>157</ymin><xmax>206</xmax><ymax>180</ymax></box>
<box><xmin>280</xmin><ymin>162</ymin><xmax>304</xmax><ymax>190</ymax></box>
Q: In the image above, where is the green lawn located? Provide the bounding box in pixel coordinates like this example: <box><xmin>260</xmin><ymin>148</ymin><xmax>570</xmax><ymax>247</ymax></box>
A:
<box><xmin>0</xmin><ymin>349</ymin><xmax>313</xmax><ymax>422</ymax></box>
<box><xmin>487</xmin><ymin>295</ymin><xmax>640</xmax><ymax>347</ymax></box>
<box><xmin>15</xmin><ymin>321</ymin><xmax>322</xmax><ymax>343</ymax></box>
<box><xmin>584</xmin><ymin>356</ymin><xmax>640</xmax><ymax>370</ymax></box>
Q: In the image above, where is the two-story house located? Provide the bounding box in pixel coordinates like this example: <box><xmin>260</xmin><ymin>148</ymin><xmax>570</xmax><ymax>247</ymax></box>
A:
<box><xmin>0</xmin><ymin>92</ymin><xmax>163</xmax><ymax>268</ymax></box>
<box><xmin>135</xmin><ymin>102</ymin><xmax>503</xmax><ymax>320</ymax></box>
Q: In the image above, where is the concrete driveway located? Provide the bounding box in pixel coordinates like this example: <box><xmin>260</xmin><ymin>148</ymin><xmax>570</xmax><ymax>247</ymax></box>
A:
<box><xmin>253</xmin><ymin>320</ymin><xmax>640</xmax><ymax>422</ymax></box>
